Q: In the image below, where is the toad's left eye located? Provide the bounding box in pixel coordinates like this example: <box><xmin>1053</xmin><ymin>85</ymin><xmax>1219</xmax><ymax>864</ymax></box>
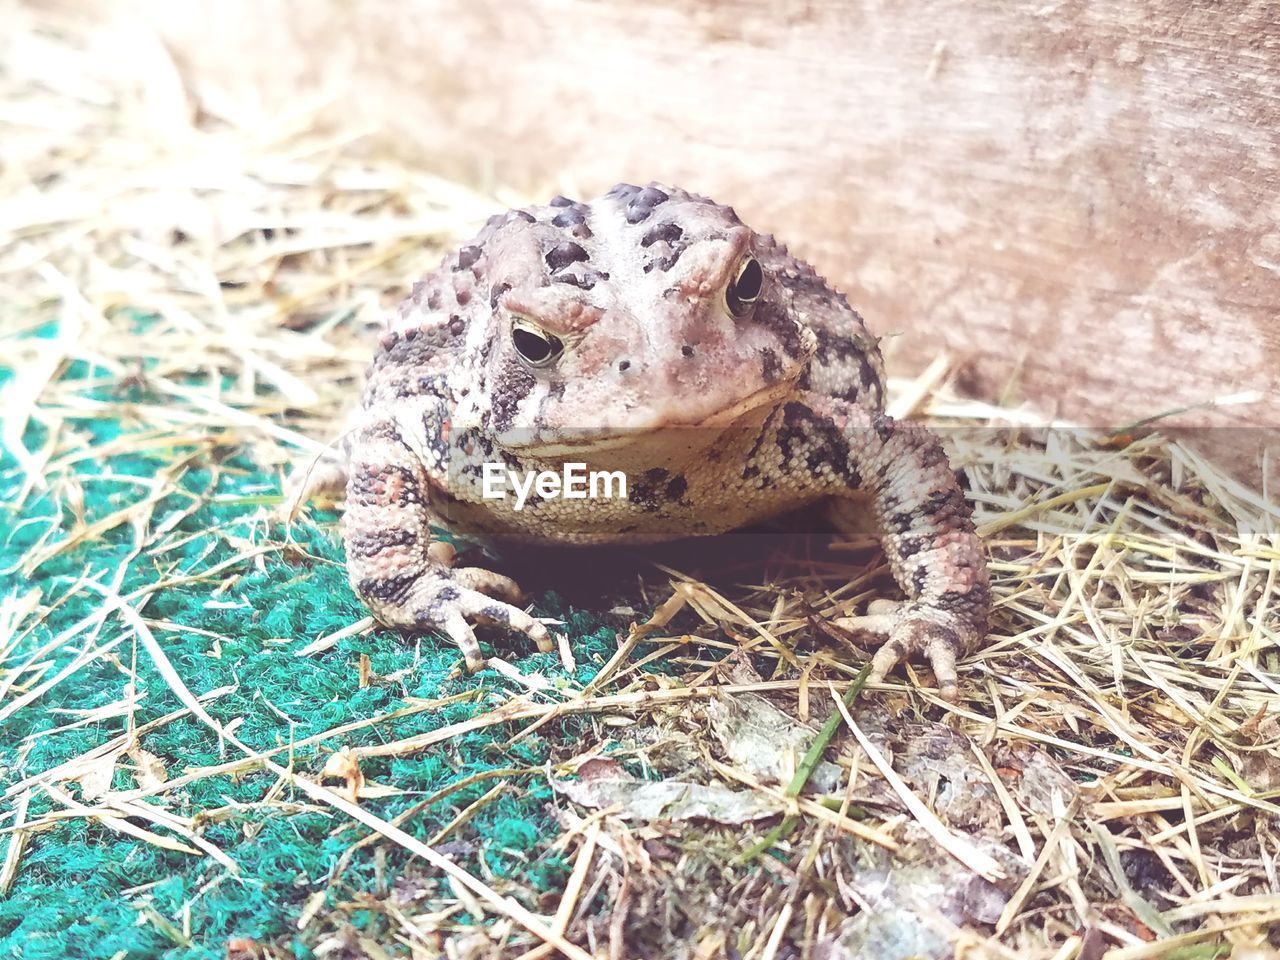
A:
<box><xmin>511</xmin><ymin>320</ymin><xmax>564</xmax><ymax>368</ymax></box>
<box><xmin>725</xmin><ymin>257</ymin><xmax>763</xmax><ymax>318</ymax></box>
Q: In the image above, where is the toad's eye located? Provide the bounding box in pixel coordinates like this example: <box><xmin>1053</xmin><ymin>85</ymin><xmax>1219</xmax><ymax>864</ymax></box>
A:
<box><xmin>725</xmin><ymin>256</ymin><xmax>763</xmax><ymax>318</ymax></box>
<box><xmin>511</xmin><ymin>320</ymin><xmax>564</xmax><ymax>367</ymax></box>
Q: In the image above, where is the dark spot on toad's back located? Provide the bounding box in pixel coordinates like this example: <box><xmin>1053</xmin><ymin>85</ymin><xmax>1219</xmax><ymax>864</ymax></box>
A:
<box><xmin>552</xmin><ymin>207</ymin><xmax>587</xmax><ymax>228</ymax></box>
<box><xmin>554</xmin><ymin>266</ymin><xmax>608</xmax><ymax>290</ymax></box>
<box><xmin>546</xmin><ymin>241</ymin><xmax>589</xmax><ymax>271</ymax></box>
<box><xmin>642</xmin><ymin>222</ymin><xmax>683</xmax><ymax>246</ymax></box>
<box><xmin>455</xmin><ymin>245</ymin><xmax>482</xmax><ymax>271</ymax></box>
<box><xmin>644</xmin><ymin>239</ymin><xmax>689</xmax><ymax>274</ymax></box>
<box><xmin>624</xmin><ymin>188</ymin><xmax>670</xmax><ymax>225</ymax></box>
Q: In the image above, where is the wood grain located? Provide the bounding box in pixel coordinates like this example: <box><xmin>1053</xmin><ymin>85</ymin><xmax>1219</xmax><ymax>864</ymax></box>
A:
<box><xmin>71</xmin><ymin>0</ymin><xmax>1280</xmax><ymax>482</ymax></box>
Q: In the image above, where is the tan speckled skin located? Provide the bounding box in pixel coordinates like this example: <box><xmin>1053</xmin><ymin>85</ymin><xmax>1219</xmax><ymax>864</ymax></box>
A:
<box><xmin>337</xmin><ymin>183</ymin><xmax>989</xmax><ymax>699</ymax></box>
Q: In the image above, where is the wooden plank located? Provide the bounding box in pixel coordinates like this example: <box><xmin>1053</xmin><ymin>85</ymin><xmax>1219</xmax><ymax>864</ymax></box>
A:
<box><xmin>81</xmin><ymin>0</ymin><xmax>1280</xmax><ymax>482</ymax></box>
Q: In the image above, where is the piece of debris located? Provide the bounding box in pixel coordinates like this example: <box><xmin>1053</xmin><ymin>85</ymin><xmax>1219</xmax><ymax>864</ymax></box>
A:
<box><xmin>551</xmin><ymin>757</ymin><xmax>780</xmax><ymax>824</ymax></box>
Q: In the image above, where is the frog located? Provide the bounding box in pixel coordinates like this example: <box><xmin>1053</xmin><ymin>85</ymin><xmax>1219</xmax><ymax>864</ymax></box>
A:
<box><xmin>333</xmin><ymin>182</ymin><xmax>989</xmax><ymax>700</ymax></box>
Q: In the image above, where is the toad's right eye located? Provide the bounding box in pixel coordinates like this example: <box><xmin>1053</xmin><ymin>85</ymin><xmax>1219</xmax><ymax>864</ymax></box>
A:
<box><xmin>511</xmin><ymin>320</ymin><xmax>564</xmax><ymax>368</ymax></box>
<box><xmin>725</xmin><ymin>256</ymin><xmax>763</xmax><ymax>318</ymax></box>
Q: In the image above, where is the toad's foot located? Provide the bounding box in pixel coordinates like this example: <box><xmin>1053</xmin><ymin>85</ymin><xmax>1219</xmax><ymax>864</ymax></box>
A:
<box><xmin>363</xmin><ymin>562</ymin><xmax>553</xmax><ymax>672</ymax></box>
<box><xmin>341</xmin><ymin>412</ymin><xmax>554</xmax><ymax>671</ymax></box>
<box><xmin>834</xmin><ymin>599</ymin><xmax>982</xmax><ymax>702</ymax></box>
<box><xmin>350</xmin><ymin>542</ymin><xmax>550</xmax><ymax>670</ymax></box>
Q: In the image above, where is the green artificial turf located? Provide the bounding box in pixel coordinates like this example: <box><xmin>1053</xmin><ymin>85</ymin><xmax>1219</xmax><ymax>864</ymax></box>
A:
<box><xmin>0</xmin><ymin>344</ymin><xmax>624</xmax><ymax>959</ymax></box>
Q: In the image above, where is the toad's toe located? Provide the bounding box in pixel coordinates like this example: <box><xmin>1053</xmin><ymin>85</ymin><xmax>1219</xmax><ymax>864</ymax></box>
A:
<box><xmin>835</xmin><ymin>601</ymin><xmax>975</xmax><ymax>701</ymax></box>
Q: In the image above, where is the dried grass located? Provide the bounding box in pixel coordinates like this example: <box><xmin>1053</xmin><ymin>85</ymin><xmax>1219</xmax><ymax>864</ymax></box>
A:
<box><xmin>2</xmin><ymin>5</ymin><xmax>1279</xmax><ymax>960</ymax></box>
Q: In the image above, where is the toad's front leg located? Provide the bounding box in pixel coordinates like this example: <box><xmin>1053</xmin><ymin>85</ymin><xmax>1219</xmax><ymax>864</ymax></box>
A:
<box><xmin>342</xmin><ymin>412</ymin><xmax>553</xmax><ymax>670</ymax></box>
<box><xmin>763</xmin><ymin>395</ymin><xmax>990</xmax><ymax>700</ymax></box>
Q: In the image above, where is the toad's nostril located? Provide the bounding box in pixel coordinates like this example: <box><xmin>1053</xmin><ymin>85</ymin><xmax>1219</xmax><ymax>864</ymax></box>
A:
<box><xmin>681</xmin><ymin>345</ymin><xmax>695</xmax><ymax>358</ymax></box>
<box><xmin>617</xmin><ymin>359</ymin><xmax>631</xmax><ymax>372</ymax></box>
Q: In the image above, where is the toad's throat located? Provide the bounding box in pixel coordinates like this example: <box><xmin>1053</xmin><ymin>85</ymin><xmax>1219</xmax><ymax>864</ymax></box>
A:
<box><xmin>498</xmin><ymin>382</ymin><xmax>792</xmax><ymax>457</ymax></box>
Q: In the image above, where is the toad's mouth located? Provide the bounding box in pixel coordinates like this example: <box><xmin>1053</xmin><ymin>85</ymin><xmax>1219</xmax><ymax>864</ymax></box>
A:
<box><xmin>498</xmin><ymin>381</ymin><xmax>793</xmax><ymax>457</ymax></box>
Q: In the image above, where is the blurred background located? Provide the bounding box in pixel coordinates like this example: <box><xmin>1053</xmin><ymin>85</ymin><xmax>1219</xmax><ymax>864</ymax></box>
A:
<box><xmin>13</xmin><ymin>0</ymin><xmax>1280</xmax><ymax>484</ymax></box>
